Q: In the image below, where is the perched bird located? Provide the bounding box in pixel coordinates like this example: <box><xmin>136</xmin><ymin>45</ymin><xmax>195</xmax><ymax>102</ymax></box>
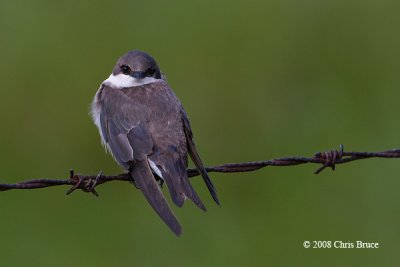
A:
<box><xmin>91</xmin><ymin>50</ymin><xmax>219</xmax><ymax>236</ymax></box>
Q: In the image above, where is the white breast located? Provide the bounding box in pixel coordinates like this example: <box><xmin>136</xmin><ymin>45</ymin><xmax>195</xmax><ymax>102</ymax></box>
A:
<box><xmin>90</xmin><ymin>73</ymin><xmax>161</xmax><ymax>160</ymax></box>
<box><xmin>103</xmin><ymin>73</ymin><xmax>159</xmax><ymax>89</ymax></box>
<box><xmin>91</xmin><ymin>86</ymin><xmax>107</xmax><ymax>148</ymax></box>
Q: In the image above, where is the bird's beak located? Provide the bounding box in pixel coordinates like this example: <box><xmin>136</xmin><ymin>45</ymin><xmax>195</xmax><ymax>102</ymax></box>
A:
<box><xmin>131</xmin><ymin>71</ymin><xmax>145</xmax><ymax>79</ymax></box>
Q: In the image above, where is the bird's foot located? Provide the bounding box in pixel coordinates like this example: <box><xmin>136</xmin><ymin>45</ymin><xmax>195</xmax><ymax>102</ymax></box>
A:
<box><xmin>131</xmin><ymin>178</ymin><xmax>140</xmax><ymax>189</ymax></box>
<box><xmin>156</xmin><ymin>178</ymin><xmax>164</xmax><ymax>187</ymax></box>
<box><xmin>129</xmin><ymin>173</ymin><xmax>164</xmax><ymax>189</ymax></box>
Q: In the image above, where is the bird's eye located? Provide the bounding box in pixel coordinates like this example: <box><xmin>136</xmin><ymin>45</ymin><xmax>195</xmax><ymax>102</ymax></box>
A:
<box><xmin>146</xmin><ymin>68</ymin><xmax>155</xmax><ymax>76</ymax></box>
<box><xmin>120</xmin><ymin>65</ymin><xmax>131</xmax><ymax>75</ymax></box>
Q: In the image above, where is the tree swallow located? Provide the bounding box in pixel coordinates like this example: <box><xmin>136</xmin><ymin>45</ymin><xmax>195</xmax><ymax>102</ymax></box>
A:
<box><xmin>91</xmin><ymin>50</ymin><xmax>219</xmax><ymax>236</ymax></box>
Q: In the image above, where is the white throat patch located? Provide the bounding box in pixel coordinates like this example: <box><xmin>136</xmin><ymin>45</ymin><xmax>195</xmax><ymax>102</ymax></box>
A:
<box><xmin>103</xmin><ymin>73</ymin><xmax>158</xmax><ymax>89</ymax></box>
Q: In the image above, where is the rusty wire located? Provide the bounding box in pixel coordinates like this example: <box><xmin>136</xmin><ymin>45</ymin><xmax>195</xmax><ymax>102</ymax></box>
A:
<box><xmin>1</xmin><ymin>145</ymin><xmax>399</xmax><ymax>196</ymax></box>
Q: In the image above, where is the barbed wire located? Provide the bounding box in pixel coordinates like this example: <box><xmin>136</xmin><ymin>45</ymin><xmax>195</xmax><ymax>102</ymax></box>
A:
<box><xmin>1</xmin><ymin>145</ymin><xmax>399</xmax><ymax>196</ymax></box>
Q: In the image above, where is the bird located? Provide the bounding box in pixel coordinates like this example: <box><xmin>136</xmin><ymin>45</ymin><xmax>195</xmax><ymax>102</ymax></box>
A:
<box><xmin>91</xmin><ymin>50</ymin><xmax>220</xmax><ymax>236</ymax></box>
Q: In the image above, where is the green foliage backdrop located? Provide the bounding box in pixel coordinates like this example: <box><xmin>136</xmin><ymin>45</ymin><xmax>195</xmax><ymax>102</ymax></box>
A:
<box><xmin>1</xmin><ymin>0</ymin><xmax>400</xmax><ymax>266</ymax></box>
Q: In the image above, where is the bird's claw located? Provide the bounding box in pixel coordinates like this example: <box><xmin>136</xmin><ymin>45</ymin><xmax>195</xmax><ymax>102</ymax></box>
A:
<box><xmin>157</xmin><ymin>178</ymin><xmax>164</xmax><ymax>187</ymax></box>
<box><xmin>131</xmin><ymin>179</ymin><xmax>140</xmax><ymax>189</ymax></box>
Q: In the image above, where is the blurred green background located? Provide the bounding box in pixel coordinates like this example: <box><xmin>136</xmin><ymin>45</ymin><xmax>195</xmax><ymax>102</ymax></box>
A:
<box><xmin>1</xmin><ymin>0</ymin><xmax>400</xmax><ymax>266</ymax></box>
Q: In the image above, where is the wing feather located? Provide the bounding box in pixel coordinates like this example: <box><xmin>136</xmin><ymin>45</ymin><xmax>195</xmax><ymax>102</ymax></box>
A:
<box><xmin>181</xmin><ymin>109</ymin><xmax>220</xmax><ymax>206</ymax></box>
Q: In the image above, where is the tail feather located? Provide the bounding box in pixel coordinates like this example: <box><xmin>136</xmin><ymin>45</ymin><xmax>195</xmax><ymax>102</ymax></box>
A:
<box><xmin>159</xmin><ymin>170</ymin><xmax>185</xmax><ymax>208</ymax></box>
<box><xmin>180</xmin><ymin>172</ymin><xmax>207</xmax><ymax>211</ymax></box>
<box><xmin>159</xmin><ymin>158</ymin><xmax>207</xmax><ymax>211</ymax></box>
<box><xmin>130</xmin><ymin>160</ymin><xmax>182</xmax><ymax>236</ymax></box>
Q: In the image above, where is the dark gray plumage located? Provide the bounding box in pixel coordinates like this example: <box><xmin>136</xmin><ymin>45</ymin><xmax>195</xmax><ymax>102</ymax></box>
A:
<box><xmin>91</xmin><ymin>50</ymin><xmax>219</xmax><ymax>236</ymax></box>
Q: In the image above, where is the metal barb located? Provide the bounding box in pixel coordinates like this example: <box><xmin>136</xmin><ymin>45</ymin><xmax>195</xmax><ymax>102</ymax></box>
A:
<box><xmin>65</xmin><ymin>174</ymin><xmax>83</xmax><ymax>195</ymax></box>
<box><xmin>87</xmin><ymin>171</ymin><xmax>103</xmax><ymax>196</ymax></box>
<box><xmin>314</xmin><ymin>144</ymin><xmax>344</xmax><ymax>174</ymax></box>
<box><xmin>65</xmin><ymin>171</ymin><xmax>103</xmax><ymax>197</ymax></box>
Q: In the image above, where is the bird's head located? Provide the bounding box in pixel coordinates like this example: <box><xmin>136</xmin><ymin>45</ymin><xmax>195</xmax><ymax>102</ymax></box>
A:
<box><xmin>104</xmin><ymin>50</ymin><xmax>162</xmax><ymax>89</ymax></box>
